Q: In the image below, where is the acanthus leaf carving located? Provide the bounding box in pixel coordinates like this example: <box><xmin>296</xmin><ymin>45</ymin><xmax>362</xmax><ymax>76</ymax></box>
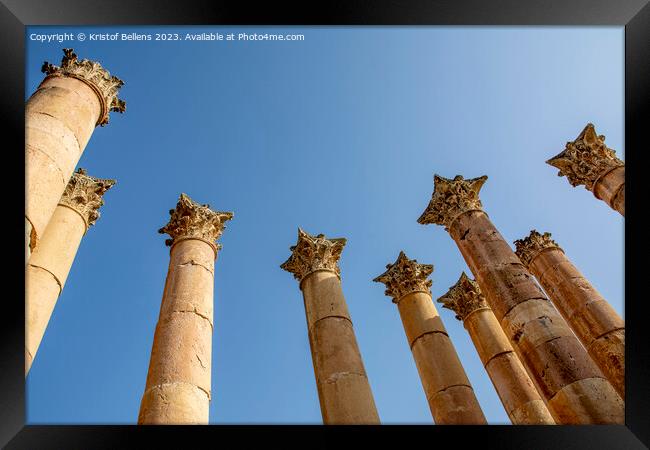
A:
<box><xmin>417</xmin><ymin>174</ymin><xmax>487</xmax><ymax>230</ymax></box>
<box><xmin>514</xmin><ymin>229</ymin><xmax>561</xmax><ymax>267</ymax></box>
<box><xmin>280</xmin><ymin>228</ymin><xmax>347</xmax><ymax>282</ymax></box>
<box><xmin>42</xmin><ymin>48</ymin><xmax>126</xmax><ymax>126</ymax></box>
<box><xmin>437</xmin><ymin>272</ymin><xmax>488</xmax><ymax>321</ymax></box>
<box><xmin>158</xmin><ymin>193</ymin><xmax>234</xmax><ymax>252</ymax></box>
<box><xmin>59</xmin><ymin>167</ymin><xmax>116</xmax><ymax>228</ymax></box>
<box><xmin>373</xmin><ymin>251</ymin><xmax>433</xmax><ymax>303</ymax></box>
<box><xmin>546</xmin><ymin>123</ymin><xmax>623</xmax><ymax>191</ymax></box>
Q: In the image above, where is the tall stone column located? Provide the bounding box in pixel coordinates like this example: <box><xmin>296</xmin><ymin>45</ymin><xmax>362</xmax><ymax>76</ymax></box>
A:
<box><xmin>373</xmin><ymin>252</ymin><xmax>487</xmax><ymax>424</ymax></box>
<box><xmin>26</xmin><ymin>48</ymin><xmax>125</xmax><ymax>260</ymax></box>
<box><xmin>514</xmin><ymin>230</ymin><xmax>625</xmax><ymax>398</ymax></box>
<box><xmin>417</xmin><ymin>174</ymin><xmax>623</xmax><ymax>424</ymax></box>
<box><xmin>281</xmin><ymin>228</ymin><xmax>380</xmax><ymax>424</ymax></box>
<box><xmin>25</xmin><ymin>168</ymin><xmax>115</xmax><ymax>374</ymax></box>
<box><xmin>138</xmin><ymin>194</ymin><xmax>233</xmax><ymax>425</ymax></box>
<box><xmin>547</xmin><ymin>123</ymin><xmax>625</xmax><ymax>216</ymax></box>
<box><xmin>438</xmin><ymin>273</ymin><xmax>556</xmax><ymax>424</ymax></box>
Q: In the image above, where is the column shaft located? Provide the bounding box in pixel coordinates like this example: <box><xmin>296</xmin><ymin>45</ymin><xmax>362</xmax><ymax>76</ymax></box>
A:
<box><xmin>138</xmin><ymin>239</ymin><xmax>215</xmax><ymax>424</ymax></box>
<box><xmin>593</xmin><ymin>166</ymin><xmax>625</xmax><ymax>216</ymax></box>
<box><xmin>25</xmin><ymin>205</ymin><xmax>85</xmax><ymax>373</ymax></box>
<box><xmin>399</xmin><ymin>292</ymin><xmax>486</xmax><ymax>424</ymax></box>
<box><xmin>26</xmin><ymin>48</ymin><xmax>124</xmax><ymax>257</ymax></box>
<box><xmin>464</xmin><ymin>309</ymin><xmax>555</xmax><ymax>424</ymax></box>
<box><xmin>301</xmin><ymin>270</ymin><xmax>380</xmax><ymax>424</ymax></box>
<box><xmin>26</xmin><ymin>76</ymin><xmax>100</xmax><ymax>256</ymax></box>
<box><xmin>450</xmin><ymin>211</ymin><xmax>622</xmax><ymax>423</ymax></box>
<box><xmin>527</xmin><ymin>247</ymin><xmax>624</xmax><ymax>397</ymax></box>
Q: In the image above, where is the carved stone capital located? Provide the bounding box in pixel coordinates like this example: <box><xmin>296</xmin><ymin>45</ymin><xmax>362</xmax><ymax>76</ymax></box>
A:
<box><xmin>417</xmin><ymin>174</ymin><xmax>487</xmax><ymax>229</ymax></box>
<box><xmin>280</xmin><ymin>228</ymin><xmax>346</xmax><ymax>283</ymax></box>
<box><xmin>437</xmin><ymin>272</ymin><xmax>488</xmax><ymax>321</ymax></box>
<box><xmin>514</xmin><ymin>230</ymin><xmax>562</xmax><ymax>267</ymax></box>
<box><xmin>59</xmin><ymin>168</ymin><xmax>116</xmax><ymax>229</ymax></box>
<box><xmin>41</xmin><ymin>48</ymin><xmax>126</xmax><ymax>126</ymax></box>
<box><xmin>546</xmin><ymin>123</ymin><xmax>624</xmax><ymax>191</ymax></box>
<box><xmin>373</xmin><ymin>251</ymin><xmax>433</xmax><ymax>303</ymax></box>
<box><xmin>159</xmin><ymin>193</ymin><xmax>234</xmax><ymax>254</ymax></box>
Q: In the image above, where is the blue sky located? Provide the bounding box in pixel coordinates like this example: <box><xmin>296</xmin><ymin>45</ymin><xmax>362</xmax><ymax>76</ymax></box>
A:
<box><xmin>25</xmin><ymin>26</ymin><xmax>624</xmax><ymax>424</ymax></box>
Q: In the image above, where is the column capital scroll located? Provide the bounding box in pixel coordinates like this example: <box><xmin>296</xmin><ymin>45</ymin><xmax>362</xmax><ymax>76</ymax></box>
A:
<box><xmin>546</xmin><ymin>123</ymin><xmax>623</xmax><ymax>191</ymax></box>
<box><xmin>41</xmin><ymin>48</ymin><xmax>126</xmax><ymax>126</ymax></box>
<box><xmin>437</xmin><ymin>272</ymin><xmax>489</xmax><ymax>321</ymax></box>
<box><xmin>58</xmin><ymin>168</ymin><xmax>116</xmax><ymax>229</ymax></box>
<box><xmin>417</xmin><ymin>174</ymin><xmax>487</xmax><ymax>230</ymax></box>
<box><xmin>280</xmin><ymin>228</ymin><xmax>346</xmax><ymax>283</ymax></box>
<box><xmin>514</xmin><ymin>230</ymin><xmax>562</xmax><ymax>267</ymax></box>
<box><xmin>373</xmin><ymin>251</ymin><xmax>433</xmax><ymax>303</ymax></box>
<box><xmin>159</xmin><ymin>193</ymin><xmax>234</xmax><ymax>254</ymax></box>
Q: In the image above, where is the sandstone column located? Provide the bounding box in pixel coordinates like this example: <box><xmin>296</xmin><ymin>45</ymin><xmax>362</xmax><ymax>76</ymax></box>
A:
<box><xmin>25</xmin><ymin>168</ymin><xmax>115</xmax><ymax>374</ymax></box>
<box><xmin>281</xmin><ymin>228</ymin><xmax>380</xmax><ymax>424</ymax></box>
<box><xmin>417</xmin><ymin>174</ymin><xmax>623</xmax><ymax>424</ymax></box>
<box><xmin>547</xmin><ymin>123</ymin><xmax>624</xmax><ymax>216</ymax></box>
<box><xmin>373</xmin><ymin>252</ymin><xmax>487</xmax><ymax>424</ymax></box>
<box><xmin>438</xmin><ymin>272</ymin><xmax>556</xmax><ymax>424</ymax></box>
<box><xmin>26</xmin><ymin>48</ymin><xmax>125</xmax><ymax>260</ymax></box>
<box><xmin>514</xmin><ymin>230</ymin><xmax>624</xmax><ymax>398</ymax></box>
<box><xmin>138</xmin><ymin>194</ymin><xmax>233</xmax><ymax>425</ymax></box>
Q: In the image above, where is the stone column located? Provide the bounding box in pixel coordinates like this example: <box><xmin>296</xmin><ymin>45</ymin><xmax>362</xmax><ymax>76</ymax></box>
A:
<box><xmin>438</xmin><ymin>273</ymin><xmax>556</xmax><ymax>424</ymax></box>
<box><xmin>547</xmin><ymin>123</ymin><xmax>624</xmax><ymax>216</ymax></box>
<box><xmin>417</xmin><ymin>174</ymin><xmax>623</xmax><ymax>424</ymax></box>
<box><xmin>25</xmin><ymin>168</ymin><xmax>115</xmax><ymax>374</ymax></box>
<box><xmin>374</xmin><ymin>252</ymin><xmax>487</xmax><ymax>424</ymax></box>
<box><xmin>514</xmin><ymin>230</ymin><xmax>625</xmax><ymax>398</ymax></box>
<box><xmin>281</xmin><ymin>228</ymin><xmax>380</xmax><ymax>424</ymax></box>
<box><xmin>26</xmin><ymin>48</ymin><xmax>125</xmax><ymax>260</ymax></box>
<box><xmin>138</xmin><ymin>194</ymin><xmax>233</xmax><ymax>425</ymax></box>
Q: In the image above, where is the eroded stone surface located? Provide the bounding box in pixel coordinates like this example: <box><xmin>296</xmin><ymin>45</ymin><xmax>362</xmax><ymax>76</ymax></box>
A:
<box><xmin>281</xmin><ymin>228</ymin><xmax>346</xmax><ymax>284</ymax></box>
<box><xmin>419</xmin><ymin>174</ymin><xmax>623</xmax><ymax>423</ymax></box>
<box><xmin>139</xmin><ymin>197</ymin><xmax>231</xmax><ymax>424</ymax></box>
<box><xmin>375</xmin><ymin>257</ymin><xmax>485</xmax><ymax>424</ymax></box>
<box><xmin>516</xmin><ymin>230</ymin><xmax>625</xmax><ymax>397</ymax></box>
<box><xmin>547</xmin><ymin>123</ymin><xmax>625</xmax><ymax>216</ymax></box>
<box><xmin>284</xmin><ymin>234</ymin><xmax>379</xmax><ymax>424</ymax></box>
<box><xmin>41</xmin><ymin>48</ymin><xmax>126</xmax><ymax>126</ymax></box>
<box><xmin>25</xmin><ymin>171</ymin><xmax>113</xmax><ymax>374</ymax></box>
<box><xmin>438</xmin><ymin>275</ymin><xmax>554</xmax><ymax>424</ymax></box>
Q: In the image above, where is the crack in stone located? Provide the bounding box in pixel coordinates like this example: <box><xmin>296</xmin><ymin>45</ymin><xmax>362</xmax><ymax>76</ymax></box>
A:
<box><xmin>177</xmin><ymin>259</ymin><xmax>213</xmax><ymax>275</ymax></box>
<box><xmin>323</xmin><ymin>371</ymin><xmax>366</xmax><ymax>384</ymax></box>
<box><xmin>171</xmin><ymin>309</ymin><xmax>214</xmax><ymax>331</ymax></box>
<box><xmin>31</xmin><ymin>110</ymin><xmax>83</xmax><ymax>152</ymax></box>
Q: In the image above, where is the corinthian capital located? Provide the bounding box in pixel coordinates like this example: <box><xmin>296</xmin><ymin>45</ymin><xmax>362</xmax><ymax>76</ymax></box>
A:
<box><xmin>417</xmin><ymin>174</ymin><xmax>487</xmax><ymax>229</ymax></box>
<box><xmin>280</xmin><ymin>228</ymin><xmax>347</xmax><ymax>282</ymax></box>
<box><xmin>546</xmin><ymin>123</ymin><xmax>623</xmax><ymax>191</ymax></box>
<box><xmin>373</xmin><ymin>251</ymin><xmax>433</xmax><ymax>303</ymax></box>
<box><xmin>59</xmin><ymin>168</ymin><xmax>116</xmax><ymax>229</ymax></box>
<box><xmin>159</xmin><ymin>193</ymin><xmax>234</xmax><ymax>253</ymax></box>
<box><xmin>42</xmin><ymin>48</ymin><xmax>126</xmax><ymax>126</ymax></box>
<box><xmin>437</xmin><ymin>272</ymin><xmax>488</xmax><ymax>321</ymax></box>
<box><xmin>513</xmin><ymin>230</ymin><xmax>562</xmax><ymax>267</ymax></box>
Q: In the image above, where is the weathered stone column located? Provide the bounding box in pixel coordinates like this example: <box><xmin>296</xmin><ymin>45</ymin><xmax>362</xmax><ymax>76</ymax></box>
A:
<box><xmin>281</xmin><ymin>228</ymin><xmax>380</xmax><ymax>424</ymax></box>
<box><xmin>438</xmin><ymin>273</ymin><xmax>556</xmax><ymax>424</ymax></box>
<box><xmin>26</xmin><ymin>48</ymin><xmax>125</xmax><ymax>260</ymax></box>
<box><xmin>547</xmin><ymin>123</ymin><xmax>624</xmax><ymax>216</ymax></box>
<box><xmin>417</xmin><ymin>174</ymin><xmax>623</xmax><ymax>424</ymax></box>
<box><xmin>138</xmin><ymin>194</ymin><xmax>233</xmax><ymax>425</ymax></box>
<box><xmin>25</xmin><ymin>168</ymin><xmax>115</xmax><ymax>374</ymax></box>
<box><xmin>514</xmin><ymin>230</ymin><xmax>625</xmax><ymax>398</ymax></box>
<box><xmin>374</xmin><ymin>252</ymin><xmax>487</xmax><ymax>424</ymax></box>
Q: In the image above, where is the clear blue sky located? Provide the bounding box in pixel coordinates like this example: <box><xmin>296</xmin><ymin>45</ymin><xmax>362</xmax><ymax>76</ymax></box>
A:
<box><xmin>25</xmin><ymin>26</ymin><xmax>624</xmax><ymax>424</ymax></box>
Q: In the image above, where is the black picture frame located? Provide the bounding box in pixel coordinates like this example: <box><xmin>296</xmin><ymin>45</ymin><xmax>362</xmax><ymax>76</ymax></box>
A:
<box><xmin>3</xmin><ymin>1</ymin><xmax>648</xmax><ymax>448</ymax></box>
